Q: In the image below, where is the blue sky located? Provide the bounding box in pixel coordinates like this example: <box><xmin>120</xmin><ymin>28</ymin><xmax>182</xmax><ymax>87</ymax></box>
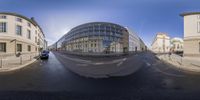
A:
<box><xmin>0</xmin><ymin>0</ymin><xmax>200</xmax><ymax>47</ymax></box>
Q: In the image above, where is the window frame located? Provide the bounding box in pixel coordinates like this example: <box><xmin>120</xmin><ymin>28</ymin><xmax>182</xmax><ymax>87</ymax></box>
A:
<box><xmin>0</xmin><ymin>22</ymin><xmax>7</xmax><ymax>33</ymax></box>
<box><xmin>16</xmin><ymin>17</ymin><xmax>22</xmax><ymax>22</ymax></box>
<box><xmin>17</xmin><ymin>44</ymin><xmax>22</xmax><ymax>52</ymax></box>
<box><xmin>198</xmin><ymin>22</ymin><xmax>200</xmax><ymax>33</ymax></box>
<box><xmin>27</xmin><ymin>29</ymin><xmax>31</xmax><ymax>39</ymax></box>
<box><xmin>0</xmin><ymin>15</ymin><xmax>7</xmax><ymax>19</ymax></box>
<box><xmin>27</xmin><ymin>45</ymin><xmax>31</xmax><ymax>52</ymax></box>
<box><xmin>0</xmin><ymin>42</ymin><xmax>6</xmax><ymax>52</ymax></box>
<box><xmin>16</xmin><ymin>25</ymin><xmax>22</xmax><ymax>36</ymax></box>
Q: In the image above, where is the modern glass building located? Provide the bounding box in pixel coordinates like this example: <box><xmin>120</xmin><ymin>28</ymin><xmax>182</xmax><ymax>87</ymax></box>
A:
<box><xmin>54</xmin><ymin>22</ymin><xmax>145</xmax><ymax>54</ymax></box>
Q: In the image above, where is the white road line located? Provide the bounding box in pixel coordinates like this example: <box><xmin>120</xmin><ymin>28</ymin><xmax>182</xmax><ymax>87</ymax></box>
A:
<box><xmin>94</xmin><ymin>62</ymin><xmax>105</xmax><ymax>65</ymax></box>
<box><xmin>146</xmin><ymin>62</ymin><xmax>151</xmax><ymax>67</ymax></box>
<box><xmin>117</xmin><ymin>62</ymin><xmax>123</xmax><ymax>67</ymax></box>
<box><xmin>60</xmin><ymin>54</ymin><xmax>91</xmax><ymax>63</ymax></box>
<box><xmin>76</xmin><ymin>64</ymin><xmax>88</xmax><ymax>66</ymax></box>
<box><xmin>152</xmin><ymin>64</ymin><xmax>185</xmax><ymax>77</ymax></box>
<box><xmin>112</xmin><ymin>58</ymin><xmax>127</xmax><ymax>63</ymax></box>
<box><xmin>59</xmin><ymin>53</ymin><xmax>127</xmax><ymax>65</ymax></box>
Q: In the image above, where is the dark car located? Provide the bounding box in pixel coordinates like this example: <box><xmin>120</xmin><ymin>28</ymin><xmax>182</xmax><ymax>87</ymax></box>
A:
<box><xmin>40</xmin><ymin>50</ymin><xmax>49</xmax><ymax>59</ymax></box>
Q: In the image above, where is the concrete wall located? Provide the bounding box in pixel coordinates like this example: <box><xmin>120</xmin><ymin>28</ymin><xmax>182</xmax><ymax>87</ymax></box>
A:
<box><xmin>183</xmin><ymin>14</ymin><xmax>200</xmax><ymax>56</ymax></box>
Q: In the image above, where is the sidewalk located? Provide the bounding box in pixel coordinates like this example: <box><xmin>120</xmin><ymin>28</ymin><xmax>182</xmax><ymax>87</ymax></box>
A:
<box><xmin>0</xmin><ymin>53</ymin><xmax>38</xmax><ymax>72</ymax></box>
<box><xmin>157</xmin><ymin>54</ymin><xmax>200</xmax><ymax>73</ymax></box>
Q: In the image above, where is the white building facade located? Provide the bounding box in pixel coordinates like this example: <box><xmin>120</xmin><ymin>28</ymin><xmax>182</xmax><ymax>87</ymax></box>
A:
<box><xmin>181</xmin><ymin>12</ymin><xmax>200</xmax><ymax>57</ymax></box>
<box><xmin>171</xmin><ymin>37</ymin><xmax>183</xmax><ymax>52</ymax></box>
<box><xmin>151</xmin><ymin>33</ymin><xmax>171</xmax><ymax>53</ymax></box>
<box><xmin>126</xmin><ymin>28</ymin><xmax>141</xmax><ymax>52</ymax></box>
<box><xmin>0</xmin><ymin>12</ymin><xmax>46</xmax><ymax>57</ymax></box>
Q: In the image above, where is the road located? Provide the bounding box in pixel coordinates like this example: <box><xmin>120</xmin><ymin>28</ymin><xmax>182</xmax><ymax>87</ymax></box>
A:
<box><xmin>0</xmin><ymin>51</ymin><xmax>200</xmax><ymax>100</ymax></box>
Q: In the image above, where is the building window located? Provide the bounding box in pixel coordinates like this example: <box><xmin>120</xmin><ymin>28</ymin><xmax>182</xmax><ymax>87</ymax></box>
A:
<box><xmin>27</xmin><ymin>29</ymin><xmax>31</xmax><ymax>39</ymax></box>
<box><xmin>0</xmin><ymin>22</ymin><xmax>7</xmax><ymax>33</ymax></box>
<box><xmin>28</xmin><ymin>22</ymin><xmax>31</xmax><ymax>27</ymax></box>
<box><xmin>199</xmin><ymin>42</ymin><xmax>200</xmax><ymax>53</ymax></box>
<box><xmin>16</xmin><ymin>25</ymin><xmax>22</xmax><ymax>36</ymax></box>
<box><xmin>28</xmin><ymin>45</ymin><xmax>31</xmax><ymax>52</ymax></box>
<box><xmin>198</xmin><ymin>22</ymin><xmax>200</xmax><ymax>33</ymax></box>
<box><xmin>0</xmin><ymin>15</ymin><xmax>6</xmax><ymax>19</ymax></box>
<box><xmin>198</xmin><ymin>15</ymin><xmax>200</xmax><ymax>19</ymax></box>
<box><xmin>0</xmin><ymin>43</ymin><xmax>6</xmax><ymax>52</ymax></box>
<box><xmin>94</xmin><ymin>43</ymin><xmax>96</xmax><ymax>47</ymax></box>
<box><xmin>16</xmin><ymin>17</ymin><xmax>22</xmax><ymax>22</ymax></box>
<box><xmin>17</xmin><ymin>44</ymin><xmax>22</xmax><ymax>52</ymax></box>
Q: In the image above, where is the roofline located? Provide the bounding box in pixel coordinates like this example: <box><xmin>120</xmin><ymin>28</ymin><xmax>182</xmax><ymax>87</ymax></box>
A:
<box><xmin>70</xmin><ymin>21</ymin><xmax>126</xmax><ymax>32</ymax></box>
<box><xmin>180</xmin><ymin>12</ymin><xmax>200</xmax><ymax>17</ymax></box>
<box><xmin>0</xmin><ymin>12</ymin><xmax>45</xmax><ymax>37</ymax></box>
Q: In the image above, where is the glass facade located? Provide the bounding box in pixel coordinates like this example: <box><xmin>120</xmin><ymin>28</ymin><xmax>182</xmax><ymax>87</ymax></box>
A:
<box><xmin>57</xmin><ymin>22</ymin><xmax>129</xmax><ymax>53</ymax></box>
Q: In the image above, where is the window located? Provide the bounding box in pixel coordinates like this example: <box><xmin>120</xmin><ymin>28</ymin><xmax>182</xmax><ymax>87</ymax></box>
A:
<box><xmin>16</xmin><ymin>25</ymin><xmax>22</xmax><ymax>35</ymax></box>
<box><xmin>0</xmin><ymin>15</ymin><xmax>6</xmax><ymax>19</ymax></box>
<box><xmin>199</xmin><ymin>42</ymin><xmax>200</xmax><ymax>53</ymax></box>
<box><xmin>17</xmin><ymin>44</ymin><xmax>22</xmax><ymax>52</ymax></box>
<box><xmin>177</xmin><ymin>44</ymin><xmax>179</xmax><ymax>49</ymax></box>
<box><xmin>198</xmin><ymin>22</ymin><xmax>200</xmax><ymax>33</ymax></box>
<box><xmin>94</xmin><ymin>43</ymin><xmax>96</xmax><ymax>47</ymax></box>
<box><xmin>198</xmin><ymin>15</ymin><xmax>200</xmax><ymax>19</ymax></box>
<box><xmin>0</xmin><ymin>43</ymin><xmax>6</xmax><ymax>52</ymax></box>
<box><xmin>28</xmin><ymin>22</ymin><xmax>31</xmax><ymax>27</ymax></box>
<box><xmin>16</xmin><ymin>17</ymin><xmax>22</xmax><ymax>22</ymax></box>
<box><xmin>27</xmin><ymin>29</ymin><xmax>31</xmax><ymax>39</ymax></box>
<box><xmin>28</xmin><ymin>45</ymin><xmax>31</xmax><ymax>52</ymax></box>
<box><xmin>0</xmin><ymin>22</ymin><xmax>6</xmax><ymax>32</ymax></box>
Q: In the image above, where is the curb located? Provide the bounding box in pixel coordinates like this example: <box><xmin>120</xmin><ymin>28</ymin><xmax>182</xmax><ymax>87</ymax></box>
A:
<box><xmin>0</xmin><ymin>59</ymin><xmax>37</xmax><ymax>72</ymax></box>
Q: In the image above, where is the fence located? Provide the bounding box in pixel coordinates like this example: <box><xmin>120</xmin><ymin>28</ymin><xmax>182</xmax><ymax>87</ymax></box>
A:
<box><xmin>0</xmin><ymin>53</ymin><xmax>38</xmax><ymax>69</ymax></box>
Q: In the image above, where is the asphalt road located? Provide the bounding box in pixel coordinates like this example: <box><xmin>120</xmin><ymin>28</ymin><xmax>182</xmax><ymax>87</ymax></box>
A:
<box><xmin>1</xmin><ymin>52</ymin><xmax>200</xmax><ymax>100</ymax></box>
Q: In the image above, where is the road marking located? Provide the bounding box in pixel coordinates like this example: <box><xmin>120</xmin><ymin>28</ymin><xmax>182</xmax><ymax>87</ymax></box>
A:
<box><xmin>76</xmin><ymin>64</ymin><xmax>88</xmax><ymax>66</ymax></box>
<box><xmin>60</xmin><ymin>54</ymin><xmax>91</xmax><ymax>63</ymax></box>
<box><xmin>112</xmin><ymin>58</ymin><xmax>127</xmax><ymax>63</ymax></box>
<box><xmin>146</xmin><ymin>62</ymin><xmax>151</xmax><ymax>67</ymax></box>
<box><xmin>58</xmin><ymin>53</ymin><xmax>127</xmax><ymax>65</ymax></box>
<box><xmin>152</xmin><ymin>64</ymin><xmax>185</xmax><ymax>77</ymax></box>
<box><xmin>117</xmin><ymin>62</ymin><xmax>123</xmax><ymax>67</ymax></box>
<box><xmin>94</xmin><ymin>62</ymin><xmax>105</xmax><ymax>65</ymax></box>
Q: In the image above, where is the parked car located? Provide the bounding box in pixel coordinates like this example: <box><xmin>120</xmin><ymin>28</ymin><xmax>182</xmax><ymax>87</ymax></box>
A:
<box><xmin>40</xmin><ymin>50</ymin><xmax>49</xmax><ymax>59</ymax></box>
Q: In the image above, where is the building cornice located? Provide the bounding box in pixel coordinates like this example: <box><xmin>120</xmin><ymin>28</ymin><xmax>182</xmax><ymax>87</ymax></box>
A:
<box><xmin>0</xmin><ymin>12</ymin><xmax>45</xmax><ymax>37</ymax></box>
<box><xmin>180</xmin><ymin>12</ymin><xmax>200</xmax><ymax>17</ymax></box>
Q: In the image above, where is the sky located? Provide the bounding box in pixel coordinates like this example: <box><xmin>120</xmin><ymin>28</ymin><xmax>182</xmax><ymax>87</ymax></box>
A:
<box><xmin>0</xmin><ymin>0</ymin><xmax>200</xmax><ymax>47</ymax></box>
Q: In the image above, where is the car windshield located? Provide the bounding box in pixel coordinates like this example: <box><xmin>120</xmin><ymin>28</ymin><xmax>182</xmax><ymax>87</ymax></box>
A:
<box><xmin>1</xmin><ymin>0</ymin><xmax>200</xmax><ymax>100</ymax></box>
<box><xmin>42</xmin><ymin>51</ymin><xmax>48</xmax><ymax>53</ymax></box>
